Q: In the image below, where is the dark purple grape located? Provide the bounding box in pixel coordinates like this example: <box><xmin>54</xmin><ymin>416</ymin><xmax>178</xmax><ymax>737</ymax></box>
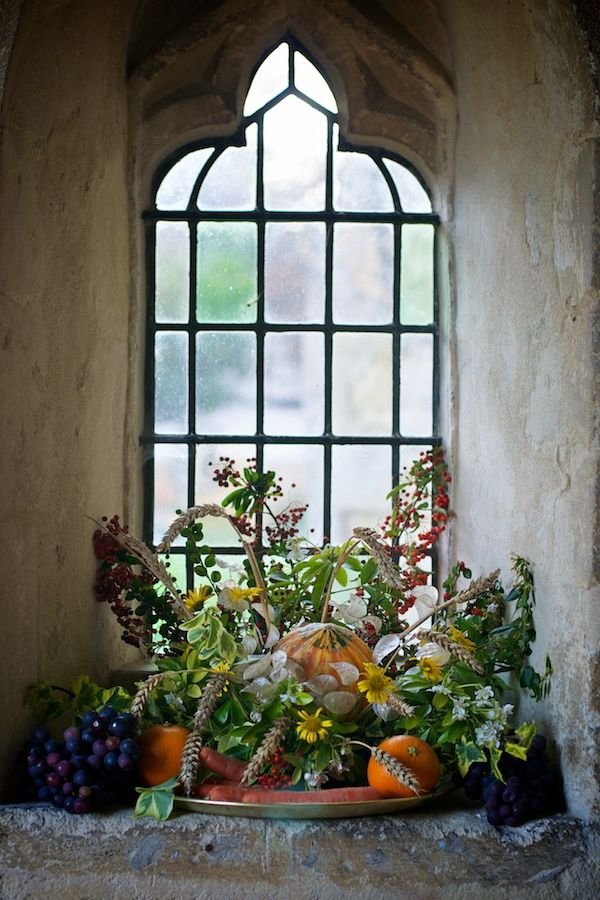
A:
<box><xmin>26</xmin><ymin>751</ymin><xmax>40</xmax><ymax>766</ymax></box>
<box><xmin>63</xmin><ymin>796</ymin><xmax>76</xmax><ymax>813</ymax></box>
<box><xmin>73</xmin><ymin>769</ymin><xmax>91</xmax><ymax>787</ymax></box>
<box><xmin>99</xmin><ymin>705</ymin><xmax>117</xmax><ymax>721</ymax></box>
<box><xmin>63</xmin><ymin>726</ymin><xmax>81</xmax><ymax>743</ymax></box>
<box><xmin>73</xmin><ymin>797</ymin><xmax>91</xmax><ymax>814</ymax></box>
<box><xmin>86</xmin><ymin>754</ymin><xmax>103</xmax><ymax>771</ymax></box>
<box><xmin>28</xmin><ymin>761</ymin><xmax>47</xmax><ymax>778</ymax></box>
<box><xmin>81</xmin><ymin>728</ymin><xmax>95</xmax><ymax>745</ymax></box>
<box><xmin>38</xmin><ymin>786</ymin><xmax>53</xmax><ymax>801</ymax></box>
<box><xmin>117</xmin><ymin>753</ymin><xmax>134</xmax><ymax>771</ymax></box>
<box><xmin>512</xmin><ymin>799</ymin><xmax>529</xmax><ymax>818</ymax></box>
<box><xmin>70</xmin><ymin>754</ymin><xmax>87</xmax><ymax>770</ymax></box>
<box><xmin>530</xmin><ymin>734</ymin><xmax>547</xmax><ymax>752</ymax></box>
<box><xmin>46</xmin><ymin>751</ymin><xmax>62</xmax><ymax>768</ymax></box>
<box><xmin>81</xmin><ymin>710</ymin><xmax>97</xmax><ymax>728</ymax></box>
<box><xmin>103</xmin><ymin>751</ymin><xmax>119</xmax><ymax>770</ymax></box>
<box><xmin>65</xmin><ymin>739</ymin><xmax>84</xmax><ymax>755</ymax></box>
<box><xmin>499</xmin><ymin>804</ymin><xmax>511</xmax><ymax>819</ymax></box>
<box><xmin>506</xmin><ymin>776</ymin><xmax>522</xmax><ymax>789</ymax></box>
<box><xmin>78</xmin><ymin>785</ymin><xmax>92</xmax><ymax>799</ymax></box>
<box><xmin>92</xmin><ymin>740</ymin><xmax>108</xmax><ymax>758</ymax></box>
<box><xmin>486</xmin><ymin>794</ymin><xmax>500</xmax><ymax>809</ymax></box>
<box><xmin>486</xmin><ymin>808</ymin><xmax>503</xmax><ymax>826</ymax></box>
<box><xmin>46</xmin><ymin>772</ymin><xmax>62</xmax><ymax>789</ymax></box>
<box><xmin>119</xmin><ymin>738</ymin><xmax>137</xmax><ymax>756</ymax></box>
<box><xmin>56</xmin><ymin>760</ymin><xmax>74</xmax><ymax>778</ymax></box>
<box><xmin>107</xmin><ymin>718</ymin><xmax>129</xmax><ymax>738</ymax></box>
<box><xmin>44</xmin><ymin>739</ymin><xmax>62</xmax><ymax>754</ymax></box>
<box><xmin>502</xmin><ymin>786</ymin><xmax>518</xmax><ymax>804</ymax></box>
<box><xmin>62</xmin><ymin>781</ymin><xmax>74</xmax><ymax>795</ymax></box>
<box><xmin>105</xmin><ymin>736</ymin><xmax>120</xmax><ymax>752</ymax></box>
<box><xmin>89</xmin><ymin>717</ymin><xmax>105</xmax><ymax>736</ymax></box>
<box><xmin>51</xmin><ymin>793</ymin><xmax>65</xmax><ymax>808</ymax></box>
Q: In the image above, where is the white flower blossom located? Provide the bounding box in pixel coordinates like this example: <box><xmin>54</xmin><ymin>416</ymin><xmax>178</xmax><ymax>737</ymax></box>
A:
<box><xmin>502</xmin><ymin>703</ymin><xmax>515</xmax><ymax>719</ymax></box>
<box><xmin>475</xmin><ymin>721</ymin><xmax>502</xmax><ymax>747</ymax></box>
<box><xmin>451</xmin><ymin>702</ymin><xmax>468</xmax><ymax>721</ymax></box>
<box><xmin>474</xmin><ymin>685</ymin><xmax>495</xmax><ymax>703</ymax></box>
<box><xmin>249</xmin><ymin>710</ymin><xmax>262</xmax><ymax>723</ymax></box>
<box><xmin>431</xmin><ymin>684</ymin><xmax>453</xmax><ymax>696</ymax></box>
<box><xmin>415</xmin><ymin>642</ymin><xmax>451</xmax><ymax>666</ymax></box>
<box><xmin>285</xmin><ymin>536</ymin><xmax>309</xmax><ymax>561</ymax></box>
<box><xmin>304</xmin><ymin>771</ymin><xmax>329</xmax><ymax>789</ymax></box>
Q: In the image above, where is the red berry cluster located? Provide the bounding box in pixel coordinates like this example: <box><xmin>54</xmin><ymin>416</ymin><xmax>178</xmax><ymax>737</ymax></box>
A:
<box><xmin>257</xmin><ymin>748</ymin><xmax>293</xmax><ymax>789</ymax></box>
<box><xmin>93</xmin><ymin>515</ymin><xmax>153</xmax><ymax>648</ymax></box>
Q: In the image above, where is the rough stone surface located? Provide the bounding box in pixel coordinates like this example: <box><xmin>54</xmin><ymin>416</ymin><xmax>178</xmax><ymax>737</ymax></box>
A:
<box><xmin>0</xmin><ymin>804</ymin><xmax>598</xmax><ymax>899</ymax></box>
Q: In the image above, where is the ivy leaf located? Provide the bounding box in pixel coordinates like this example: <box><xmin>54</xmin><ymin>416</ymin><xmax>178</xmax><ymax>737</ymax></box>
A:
<box><xmin>133</xmin><ymin>778</ymin><xmax>178</xmax><ymax>821</ymax></box>
<box><xmin>488</xmin><ymin>744</ymin><xmax>505</xmax><ymax>783</ymax></box>
<box><xmin>25</xmin><ymin>681</ymin><xmax>70</xmax><ymax>722</ymax></box>
<box><xmin>504</xmin><ymin>741</ymin><xmax>528</xmax><ymax>761</ymax></box>
<box><xmin>514</xmin><ymin>721</ymin><xmax>536</xmax><ymax>748</ymax></box>
<box><xmin>455</xmin><ymin>740</ymin><xmax>487</xmax><ymax>777</ymax></box>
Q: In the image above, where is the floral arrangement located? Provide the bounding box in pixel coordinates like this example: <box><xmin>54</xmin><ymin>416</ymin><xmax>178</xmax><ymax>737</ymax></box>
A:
<box><xmin>84</xmin><ymin>449</ymin><xmax>554</xmax><ymax>821</ymax></box>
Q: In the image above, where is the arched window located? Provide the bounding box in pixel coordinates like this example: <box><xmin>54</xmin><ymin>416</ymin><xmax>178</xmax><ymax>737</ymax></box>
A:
<box><xmin>142</xmin><ymin>39</ymin><xmax>439</xmax><ymax>588</ymax></box>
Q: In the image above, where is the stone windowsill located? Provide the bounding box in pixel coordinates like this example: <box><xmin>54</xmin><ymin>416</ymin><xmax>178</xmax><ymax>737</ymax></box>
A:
<box><xmin>0</xmin><ymin>797</ymin><xmax>598</xmax><ymax>899</ymax></box>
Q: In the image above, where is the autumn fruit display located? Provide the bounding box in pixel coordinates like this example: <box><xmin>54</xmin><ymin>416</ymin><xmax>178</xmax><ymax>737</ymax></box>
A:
<box><xmin>23</xmin><ymin>450</ymin><xmax>557</xmax><ymax>823</ymax></box>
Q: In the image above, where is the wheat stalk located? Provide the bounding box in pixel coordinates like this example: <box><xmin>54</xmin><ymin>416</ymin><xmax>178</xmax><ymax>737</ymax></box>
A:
<box><xmin>423</xmin><ymin>630</ymin><xmax>485</xmax><ymax>675</ymax></box>
<box><xmin>241</xmin><ymin>716</ymin><xmax>290</xmax><ymax>785</ymax></box>
<box><xmin>108</xmin><ymin>527</ymin><xmax>192</xmax><ymax>622</ymax></box>
<box><xmin>353</xmin><ymin>527</ymin><xmax>404</xmax><ymax>590</ymax></box>
<box><xmin>370</xmin><ymin>748</ymin><xmax>423</xmax><ymax>795</ymax></box>
<box><xmin>130</xmin><ymin>671</ymin><xmax>170</xmax><ymax>726</ymax></box>
<box><xmin>157</xmin><ymin>504</ymin><xmax>231</xmax><ymax>553</ymax></box>
<box><xmin>386</xmin><ymin>694</ymin><xmax>415</xmax><ymax>718</ymax></box>
<box><xmin>179</xmin><ymin>672</ymin><xmax>229</xmax><ymax>796</ymax></box>
<box><xmin>453</xmin><ymin>569</ymin><xmax>501</xmax><ymax>605</ymax></box>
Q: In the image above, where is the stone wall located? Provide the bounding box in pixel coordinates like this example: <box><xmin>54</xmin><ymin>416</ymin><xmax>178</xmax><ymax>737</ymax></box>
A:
<box><xmin>0</xmin><ymin>0</ymin><xmax>598</xmax><ymax>822</ymax></box>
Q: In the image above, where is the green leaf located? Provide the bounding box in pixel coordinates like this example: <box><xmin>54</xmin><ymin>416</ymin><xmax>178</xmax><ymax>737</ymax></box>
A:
<box><xmin>360</xmin><ymin>558</ymin><xmax>378</xmax><ymax>585</ymax></box>
<box><xmin>504</xmin><ymin>741</ymin><xmax>527</xmax><ymax>761</ymax></box>
<box><xmin>488</xmin><ymin>745</ymin><xmax>505</xmax><ymax>783</ymax></box>
<box><xmin>455</xmin><ymin>740</ymin><xmax>487</xmax><ymax>777</ymax></box>
<box><xmin>334</xmin><ymin>566</ymin><xmax>348</xmax><ymax>587</ymax></box>
<box><xmin>186</xmin><ymin>684</ymin><xmax>202</xmax><ymax>699</ymax></box>
<box><xmin>514</xmin><ymin>721</ymin><xmax>536</xmax><ymax>748</ymax></box>
<box><xmin>432</xmin><ymin>692</ymin><xmax>449</xmax><ymax>709</ymax></box>
<box><xmin>133</xmin><ymin>778</ymin><xmax>178</xmax><ymax>821</ymax></box>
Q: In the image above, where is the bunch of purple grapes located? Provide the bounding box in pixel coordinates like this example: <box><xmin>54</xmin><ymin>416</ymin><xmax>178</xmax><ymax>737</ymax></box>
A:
<box><xmin>462</xmin><ymin>734</ymin><xmax>559</xmax><ymax>827</ymax></box>
<box><xmin>23</xmin><ymin>706</ymin><xmax>139</xmax><ymax>814</ymax></box>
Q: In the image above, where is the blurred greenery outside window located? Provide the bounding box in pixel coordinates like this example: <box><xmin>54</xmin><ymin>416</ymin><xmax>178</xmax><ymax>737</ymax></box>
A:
<box><xmin>143</xmin><ymin>40</ymin><xmax>439</xmax><ymax>590</ymax></box>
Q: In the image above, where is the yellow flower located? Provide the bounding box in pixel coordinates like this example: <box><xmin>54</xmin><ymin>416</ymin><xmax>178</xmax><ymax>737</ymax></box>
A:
<box><xmin>418</xmin><ymin>656</ymin><xmax>444</xmax><ymax>682</ymax></box>
<box><xmin>211</xmin><ymin>660</ymin><xmax>231</xmax><ymax>674</ymax></box>
<box><xmin>447</xmin><ymin>625</ymin><xmax>476</xmax><ymax>653</ymax></box>
<box><xmin>357</xmin><ymin>662</ymin><xmax>395</xmax><ymax>705</ymax></box>
<box><xmin>184</xmin><ymin>585</ymin><xmax>213</xmax><ymax>610</ymax></box>
<box><xmin>219</xmin><ymin>584</ymin><xmax>263</xmax><ymax>612</ymax></box>
<box><xmin>296</xmin><ymin>707</ymin><xmax>333</xmax><ymax>744</ymax></box>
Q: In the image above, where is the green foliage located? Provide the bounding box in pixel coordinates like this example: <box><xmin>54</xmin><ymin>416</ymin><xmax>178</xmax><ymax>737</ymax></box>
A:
<box><xmin>134</xmin><ymin>778</ymin><xmax>179</xmax><ymax>821</ymax></box>
<box><xmin>26</xmin><ymin>676</ymin><xmax>132</xmax><ymax>723</ymax></box>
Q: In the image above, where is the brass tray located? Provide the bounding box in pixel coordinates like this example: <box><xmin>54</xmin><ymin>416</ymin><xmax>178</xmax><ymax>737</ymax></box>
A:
<box><xmin>175</xmin><ymin>792</ymin><xmax>436</xmax><ymax>820</ymax></box>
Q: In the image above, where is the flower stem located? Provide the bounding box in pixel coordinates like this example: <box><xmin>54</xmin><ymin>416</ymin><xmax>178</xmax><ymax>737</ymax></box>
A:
<box><xmin>321</xmin><ymin>539</ymin><xmax>359</xmax><ymax>623</ymax></box>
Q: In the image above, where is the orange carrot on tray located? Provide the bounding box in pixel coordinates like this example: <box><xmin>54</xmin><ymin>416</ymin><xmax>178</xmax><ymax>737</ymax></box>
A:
<box><xmin>197</xmin><ymin>747</ymin><xmax>246</xmax><ymax>782</ymax></box>
<box><xmin>198</xmin><ymin>783</ymin><xmax>383</xmax><ymax>803</ymax></box>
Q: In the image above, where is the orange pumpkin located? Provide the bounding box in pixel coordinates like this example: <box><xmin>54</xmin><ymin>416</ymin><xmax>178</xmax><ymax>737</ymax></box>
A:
<box><xmin>276</xmin><ymin>622</ymin><xmax>372</xmax><ymax>693</ymax></box>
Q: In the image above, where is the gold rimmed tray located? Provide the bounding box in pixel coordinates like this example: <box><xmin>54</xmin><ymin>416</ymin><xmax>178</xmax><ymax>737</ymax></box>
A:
<box><xmin>175</xmin><ymin>792</ymin><xmax>436</xmax><ymax>820</ymax></box>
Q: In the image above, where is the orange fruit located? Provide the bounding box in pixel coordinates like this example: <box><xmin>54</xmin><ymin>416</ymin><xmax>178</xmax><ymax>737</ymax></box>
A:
<box><xmin>138</xmin><ymin>724</ymin><xmax>190</xmax><ymax>786</ymax></box>
<box><xmin>367</xmin><ymin>735</ymin><xmax>441</xmax><ymax>798</ymax></box>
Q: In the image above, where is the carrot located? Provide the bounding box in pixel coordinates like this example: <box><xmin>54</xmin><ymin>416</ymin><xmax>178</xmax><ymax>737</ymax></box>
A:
<box><xmin>241</xmin><ymin>786</ymin><xmax>383</xmax><ymax>804</ymax></box>
<box><xmin>198</xmin><ymin>747</ymin><xmax>246</xmax><ymax>782</ymax></box>
<box><xmin>203</xmin><ymin>783</ymin><xmax>252</xmax><ymax>802</ymax></box>
<box><xmin>191</xmin><ymin>780</ymin><xmax>240</xmax><ymax>799</ymax></box>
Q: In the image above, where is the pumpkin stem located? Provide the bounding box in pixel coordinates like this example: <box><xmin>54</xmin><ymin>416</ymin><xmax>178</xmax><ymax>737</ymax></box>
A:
<box><xmin>321</xmin><ymin>539</ymin><xmax>360</xmax><ymax>623</ymax></box>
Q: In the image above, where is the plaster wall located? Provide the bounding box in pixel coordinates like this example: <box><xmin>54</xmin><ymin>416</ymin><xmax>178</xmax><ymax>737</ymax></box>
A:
<box><xmin>0</xmin><ymin>0</ymin><xmax>597</xmax><ymax>823</ymax></box>
<box><xmin>0</xmin><ymin>0</ymin><xmax>135</xmax><ymax>797</ymax></box>
<box><xmin>447</xmin><ymin>0</ymin><xmax>600</xmax><ymax>818</ymax></box>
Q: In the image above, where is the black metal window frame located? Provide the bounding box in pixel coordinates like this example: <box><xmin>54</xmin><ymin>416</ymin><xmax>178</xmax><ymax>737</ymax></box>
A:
<box><xmin>141</xmin><ymin>38</ymin><xmax>441</xmax><ymax>589</ymax></box>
